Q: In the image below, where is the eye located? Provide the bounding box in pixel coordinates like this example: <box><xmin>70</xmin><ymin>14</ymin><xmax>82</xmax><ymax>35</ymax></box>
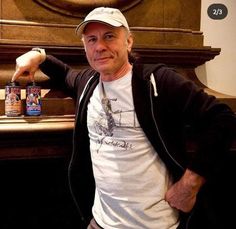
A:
<box><xmin>86</xmin><ymin>36</ymin><xmax>97</xmax><ymax>44</ymax></box>
<box><xmin>104</xmin><ymin>33</ymin><xmax>115</xmax><ymax>40</ymax></box>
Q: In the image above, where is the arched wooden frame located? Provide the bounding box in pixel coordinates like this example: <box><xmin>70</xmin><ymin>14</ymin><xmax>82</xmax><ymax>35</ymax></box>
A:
<box><xmin>34</xmin><ymin>0</ymin><xmax>142</xmax><ymax>17</ymax></box>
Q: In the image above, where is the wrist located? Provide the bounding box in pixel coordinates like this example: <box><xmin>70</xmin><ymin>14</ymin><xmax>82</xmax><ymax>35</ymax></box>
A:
<box><xmin>183</xmin><ymin>169</ymin><xmax>206</xmax><ymax>192</ymax></box>
<box><xmin>31</xmin><ymin>47</ymin><xmax>46</xmax><ymax>63</ymax></box>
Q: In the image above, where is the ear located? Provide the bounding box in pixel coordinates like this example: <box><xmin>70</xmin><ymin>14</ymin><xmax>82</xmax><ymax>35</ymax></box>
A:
<box><xmin>126</xmin><ymin>34</ymin><xmax>133</xmax><ymax>52</ymax></box>
<box><xmin>81</xmin><ymin>37</ymin><xmax>87</xmax><ymax>52</ymax></box>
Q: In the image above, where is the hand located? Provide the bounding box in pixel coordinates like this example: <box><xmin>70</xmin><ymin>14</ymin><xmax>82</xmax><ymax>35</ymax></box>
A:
<box><xmin>165</xmin><ymin>169</ymin><xmax>206</xmax><ymax>213</ymax></box>
<box><xmin>12</xmin><ymin>50</ymin><xmax>45</xmax><ymax>82</ymax></box>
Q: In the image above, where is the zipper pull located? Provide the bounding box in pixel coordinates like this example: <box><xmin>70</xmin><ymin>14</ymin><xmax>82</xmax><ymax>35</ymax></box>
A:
<box><xmin>150</xmin><ymin>73</ymin><xmax>158</xmax><ymax>97</ymax></box>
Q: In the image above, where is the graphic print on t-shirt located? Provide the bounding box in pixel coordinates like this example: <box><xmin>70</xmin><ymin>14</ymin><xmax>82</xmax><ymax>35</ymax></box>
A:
<box><xmin>92</xmin><ymin>93</ymin><xmax>139</xmax><ymax>152</ymax></box>
<box><xmin>87</xmin><ymin>74</ymin><xmax>140</xmax><ymax>153</ymax></box>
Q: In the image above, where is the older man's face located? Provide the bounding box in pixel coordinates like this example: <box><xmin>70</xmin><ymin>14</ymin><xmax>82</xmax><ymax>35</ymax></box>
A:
<box><xmin>82</xmin><ymin>22</ymin><xmax>133</xmax><ymax>80</ymax></box>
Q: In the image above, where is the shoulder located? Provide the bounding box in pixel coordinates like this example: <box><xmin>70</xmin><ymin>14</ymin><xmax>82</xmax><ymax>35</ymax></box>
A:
<box><xmin>132</xmin><ymin>62</ymin><xmax>180</xmax><ymax>86</ymax></box>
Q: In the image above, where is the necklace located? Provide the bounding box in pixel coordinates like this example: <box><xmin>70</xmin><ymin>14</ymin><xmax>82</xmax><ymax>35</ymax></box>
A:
<box><xmin>101</xmin><ymin>82</ymin><xmax>112</xmax><ymax>113</ymax></box>
<box><xmin>100</xmin><ymin>81</ymin><xmax>116</xmax><ymax>135</ymax></box>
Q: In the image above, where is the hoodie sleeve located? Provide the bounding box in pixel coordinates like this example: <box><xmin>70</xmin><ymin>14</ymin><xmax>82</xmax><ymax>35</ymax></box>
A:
<box><xmin>39</xmin><ymin>55</ymin><xmax>95</xmax><ymax>96</ymax></box>
<box><xmin>156</xmin><ymin>66</ymin><xmax>236</xmax><ymax>180</ymax></box>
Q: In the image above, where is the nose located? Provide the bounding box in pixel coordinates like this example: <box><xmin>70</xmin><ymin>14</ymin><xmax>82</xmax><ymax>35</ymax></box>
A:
<box><xmin>95</xmin><ymin>38</ymin><xmax>107</xmax><ymax>52</ymax></box>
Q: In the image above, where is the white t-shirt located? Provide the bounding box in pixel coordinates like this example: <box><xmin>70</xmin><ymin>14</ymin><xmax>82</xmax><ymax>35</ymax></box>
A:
<box><xmin>87</xmin><ymin>71</ymin><xmax>179</xmax><ymax>229</ymax></box>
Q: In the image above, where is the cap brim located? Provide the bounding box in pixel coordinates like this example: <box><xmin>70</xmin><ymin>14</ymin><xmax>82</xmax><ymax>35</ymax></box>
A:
<box><xmin>75</xmin><ymin>19</ymin><xmax>123</xmax><ymax>36</ymax></box>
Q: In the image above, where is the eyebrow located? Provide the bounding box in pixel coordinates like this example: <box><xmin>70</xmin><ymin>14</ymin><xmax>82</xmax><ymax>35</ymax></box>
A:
<box><xmin>84</xmin><ymin>30</ymin><xmax>117</xmax><ymax>39</ymax></box>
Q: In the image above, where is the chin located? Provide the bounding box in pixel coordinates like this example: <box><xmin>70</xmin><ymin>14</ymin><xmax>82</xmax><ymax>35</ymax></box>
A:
<box><xmin>95</xmin><ymin>64</ymin><xmax>111</xmax><ymax>72</ymax></box>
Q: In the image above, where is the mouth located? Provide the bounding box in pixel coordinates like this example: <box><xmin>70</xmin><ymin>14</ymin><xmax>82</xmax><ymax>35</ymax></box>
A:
<box><xmin>95</xmin><ymin>56</ymin><xmax>110</xmax><ymax>62</ymax></box>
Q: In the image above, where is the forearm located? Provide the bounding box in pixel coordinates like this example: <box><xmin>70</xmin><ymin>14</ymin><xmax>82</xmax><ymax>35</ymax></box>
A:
<box><xmin>39</xmin><ymin>55</ymin><xmax>71</xmax><ymax>82</ymax></box>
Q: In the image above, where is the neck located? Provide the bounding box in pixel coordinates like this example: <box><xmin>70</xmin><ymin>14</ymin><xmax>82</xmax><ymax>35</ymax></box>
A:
<box><xmin>100</xmin><ymin>63</ymin><xmax>132</xmax><ymax>82</ymax></box>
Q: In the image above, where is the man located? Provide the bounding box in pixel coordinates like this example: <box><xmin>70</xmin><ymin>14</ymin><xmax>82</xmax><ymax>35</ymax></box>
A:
<box><xmin>12</xmin><ymin>7</ymin><xmax>235</xmax><ymax>229</ymax></box>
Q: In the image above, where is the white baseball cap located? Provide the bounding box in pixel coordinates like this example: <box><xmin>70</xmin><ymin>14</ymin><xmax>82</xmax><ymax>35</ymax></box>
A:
<box><xmin>75</xmin><ymin>7</ymin><xmax>130</xmax><ymax>36</ymax></box>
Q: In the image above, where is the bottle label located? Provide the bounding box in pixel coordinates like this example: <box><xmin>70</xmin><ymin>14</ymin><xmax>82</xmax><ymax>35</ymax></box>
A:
<box><xmin>26</xmin><ymin>85</ymin><xmax>41</xmax><ymax>116</ymax></box>
<box><xmin>5</xmin><ymin>84</ymin><xmax>21</xmax><ymax>116</ymax></box>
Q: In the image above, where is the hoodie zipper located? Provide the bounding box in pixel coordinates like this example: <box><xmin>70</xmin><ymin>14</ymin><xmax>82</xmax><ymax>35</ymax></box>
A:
<box><xmin>149</xmin><ymin>74</ymin><xmax>184</xmax><ymax>171</ymax></box>
<box><xmin>67</xmin><ymin>74</ymin><xmax>97</xmax><ymax>227</ymax></box>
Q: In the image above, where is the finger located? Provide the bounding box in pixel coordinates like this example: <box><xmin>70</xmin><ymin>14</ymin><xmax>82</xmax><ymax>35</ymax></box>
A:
<box><xmin>28</xmin><ymin>71</ymin><xmax>36</xmax><ymax>82</ymax></box>
<box><xmin>11</xmin><ymin>68</ymin><xmax>23</xmax><ymax>82</ymax></box>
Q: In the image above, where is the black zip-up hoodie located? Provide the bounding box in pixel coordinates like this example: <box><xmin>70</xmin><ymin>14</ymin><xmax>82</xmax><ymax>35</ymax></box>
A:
<box><xmin>40</xmin><ymin>55</ymin><xmax>236</xmax><ymax>229</ymax></box>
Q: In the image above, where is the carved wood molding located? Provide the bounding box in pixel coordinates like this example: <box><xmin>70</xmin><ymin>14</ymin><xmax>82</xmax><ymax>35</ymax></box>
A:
<box><xmin>34</xmin><ymin>0</ymin><xmax>143</xmax><ymax>17</ymax></box>
<box><xmin>0</xmin><ymin>42</ymin><xmax>220</xmax><ymax>67</ymax></box>
<box><xmin>133</xmin><ymin>46</ymin><xmax>221</xmax><ymax>67</ymax></box>
<box><xmin>0</xmin><ymin>17</ymin><xmax>204</xmax><ymax>48</ymax></box>
<box><xmin>0</xmin><ymin>19</ymin><xmax>76</xmax><ymax>28</ymax></box>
